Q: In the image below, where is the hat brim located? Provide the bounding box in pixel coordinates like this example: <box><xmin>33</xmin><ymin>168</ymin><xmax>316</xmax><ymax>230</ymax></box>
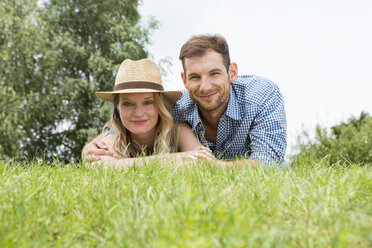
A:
<box><xmin>95</xmin><ymin>89</ymin><xmax>182</xmax><ymax>104</ymax></box>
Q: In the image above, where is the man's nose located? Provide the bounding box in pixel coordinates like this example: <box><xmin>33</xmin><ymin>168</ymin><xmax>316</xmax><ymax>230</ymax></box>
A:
<box><xmin>199</xmin><ymin>76</ymin><xmax>211</xmax><ymax>93</ymax></box>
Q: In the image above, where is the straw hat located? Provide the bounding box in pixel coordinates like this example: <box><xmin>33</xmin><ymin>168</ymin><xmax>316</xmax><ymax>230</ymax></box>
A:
<box><xmin>95</xmin><ymin>59</ymin><xmax>182</xmax><ymax>104</ymax></box>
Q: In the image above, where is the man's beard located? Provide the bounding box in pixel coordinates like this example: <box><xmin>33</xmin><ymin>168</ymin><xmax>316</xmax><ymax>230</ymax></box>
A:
<box><xmin>194</xmin><ymin>93</ymin><xmax>229</xmax><ymax>112</ymax></box>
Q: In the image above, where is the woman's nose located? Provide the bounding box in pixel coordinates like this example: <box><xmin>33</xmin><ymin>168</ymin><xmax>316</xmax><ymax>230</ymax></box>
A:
<box><xmin>134</xmin><ymin>105</ymin><xmax>144</xmax><ymax>116</ymax></box>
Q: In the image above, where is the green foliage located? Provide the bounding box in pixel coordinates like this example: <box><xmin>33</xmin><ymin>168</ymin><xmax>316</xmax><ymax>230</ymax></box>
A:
<box><xmin>0</xmin><ymin>160</ymin><xmax>371</xmax><ymax>247</ymax></box>
<box><xmin>0</xmin><ymin>0</ymin><xmax>157</xmax><ymax>162</ymax></box>
<box><xmin>291</xmin><ymin>112</ymin><xmax>372</xmax><ymax>166</ymax></box>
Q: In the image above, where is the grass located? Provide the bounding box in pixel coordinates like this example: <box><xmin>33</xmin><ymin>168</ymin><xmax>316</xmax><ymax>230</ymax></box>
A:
<box><xmin>0</xmin><ymin>159</ymin><xmax>371</xmax><ymax>247</ymax></box>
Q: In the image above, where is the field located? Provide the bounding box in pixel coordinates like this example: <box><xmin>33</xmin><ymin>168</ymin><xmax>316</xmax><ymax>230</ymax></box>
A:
<box><xmin>0</xmin><ymin>160</ymin><xmax>371</xmax><ymax>247</ymax></box>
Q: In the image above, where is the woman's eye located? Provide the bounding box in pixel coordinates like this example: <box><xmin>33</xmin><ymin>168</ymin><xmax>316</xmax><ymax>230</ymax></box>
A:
<box><xmin>123</xmin><ymin>102</ymin><xmax>133</xmax><ymax>107</ymax></box>
<box><xmin>144</xmin><ymin>100</ymin><xmax>154</xmax><ymax>105</ymax></box>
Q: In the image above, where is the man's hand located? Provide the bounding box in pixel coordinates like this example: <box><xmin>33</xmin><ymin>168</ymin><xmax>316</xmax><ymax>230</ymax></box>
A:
<box><xmin>81</xmin><ymin>135</ymin><xmax>118</xmax><ymax>162</ymax></box>
<box><xmin>184</xmin><ymin>145</ymin><xmax>216</xmax><ymax>161</ymax></box>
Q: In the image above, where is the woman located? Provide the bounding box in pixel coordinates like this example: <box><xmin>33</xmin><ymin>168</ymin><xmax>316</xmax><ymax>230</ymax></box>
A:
<box><xmin>89</xmin><ymin>58</ymin><xmax>214</xmax><ymax>167</ymax></box>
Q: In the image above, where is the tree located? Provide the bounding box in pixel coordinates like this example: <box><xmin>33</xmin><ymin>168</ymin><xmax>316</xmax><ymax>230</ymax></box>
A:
<box><xmin>0</xmin><ymin>0</ymin><xmax>49</xmax><ymax>160</ymax></box>
<box><xmin>291</xmin><ymin>112</ymin><xmax>372</xmax><ymax>166</ymax></box>
<box><xmin>0</xmin><ymin>0</ymin><xmax>158</xmax><ymax>162</ymax></box>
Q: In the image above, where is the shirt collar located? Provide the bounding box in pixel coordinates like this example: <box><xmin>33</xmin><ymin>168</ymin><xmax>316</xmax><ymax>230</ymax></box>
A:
<box><xmin>189</xmin><ymin>104</ymin><xmax>203</xmax><ymax>131</ymax></box>
<box><xmin>225</xmin><ymin>84</ymin><xmax>242</xmax><ymax>120</ymax></box>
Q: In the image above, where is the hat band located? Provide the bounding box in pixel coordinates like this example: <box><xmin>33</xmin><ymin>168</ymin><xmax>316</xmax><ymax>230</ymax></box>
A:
<box><xmin>114</xmin><ymin>81</ymin><xmax>164</xmax><ymax>91</ymax></box>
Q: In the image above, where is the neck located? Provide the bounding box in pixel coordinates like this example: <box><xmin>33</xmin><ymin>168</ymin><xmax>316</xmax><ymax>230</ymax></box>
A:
<box><xmin>199</xmin><ymin>101</ymin><xmax>228</xmax><ymax>129</ymax></box>
<box><xmin>130</xmin><ymin>131</ymin><xmax>156</xmax><ymax>151</ymax></box>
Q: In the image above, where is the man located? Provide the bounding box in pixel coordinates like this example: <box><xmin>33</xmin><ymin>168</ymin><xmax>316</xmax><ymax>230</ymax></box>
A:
<box><xmin>82</xmin><ymin>34</ymin><xmax>286</xmax><ymax>165</ymax></box>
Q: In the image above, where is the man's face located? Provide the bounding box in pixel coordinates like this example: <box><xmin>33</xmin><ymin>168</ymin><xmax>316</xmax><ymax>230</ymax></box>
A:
<box><xmin>182</xmin><ymin>49</ymin><xmax>237</xmax><ymax>114</ymax></box>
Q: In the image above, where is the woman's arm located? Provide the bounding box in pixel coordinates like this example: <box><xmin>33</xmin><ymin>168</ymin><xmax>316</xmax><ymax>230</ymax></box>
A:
<box><xmin>88</xmin><ymin>134</ymin><xmax>143</xmax><ymax>168</ymax></box>
<box><xmin>172</xmin><ymin>122</ymin><xmax>216</xmax><ymax>160</ymax></box>
<box><xmin>87</xmin><ymin>124</ymin><xmax>255</xmax><ymax>168</ymax></box>
<box><xmin>173</xmin><ymin>122</ymin><xmax>200</xmax><ymax>151</ymax></box>
<box><xmin>92</xmin><ymin>123</ymin><xmax>215</xmax><ymax>168</ymax></box>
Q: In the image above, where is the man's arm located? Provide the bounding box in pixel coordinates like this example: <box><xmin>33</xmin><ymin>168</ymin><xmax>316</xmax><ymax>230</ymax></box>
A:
<box><xmin>81</xmin><ymin>132</ymin><xmax>118</xmax><ymax>162</ymax></box>
<box><xmin>92</xmin><ymin>145</ymin><xmax>216</xmax><ymax>169</ymax></box>
<box><xmin>249</xmin><ymin>84</ymin><xmax>287</xmax><ymax>165</ymax></box>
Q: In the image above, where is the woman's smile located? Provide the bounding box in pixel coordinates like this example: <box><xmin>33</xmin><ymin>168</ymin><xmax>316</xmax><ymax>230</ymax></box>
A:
<box><xmin>131</xmin><ymin>119</ymin><xmax>149</xmax><ymax>125</ymax></box>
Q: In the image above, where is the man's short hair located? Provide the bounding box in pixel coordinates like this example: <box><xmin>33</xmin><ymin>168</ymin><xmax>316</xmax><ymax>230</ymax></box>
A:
<box><xmin>179</xmin><ymin>34</ymin><xmax>231</xmax><ymax>73</ymax></box>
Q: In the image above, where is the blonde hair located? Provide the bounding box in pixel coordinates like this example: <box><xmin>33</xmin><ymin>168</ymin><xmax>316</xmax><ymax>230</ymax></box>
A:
<box><xmin>103</xmin><ymin>93</ymin><xmax>175</xmax><ymax>158</ymax></box>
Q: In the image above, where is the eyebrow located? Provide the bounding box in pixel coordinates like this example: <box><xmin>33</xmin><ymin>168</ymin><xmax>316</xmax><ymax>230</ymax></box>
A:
<box><xmin>187</xmin><ymin>68</ymin><xmax>223</xmax><ymax>78</ymax></box>
<box><xmin>210</xmin><ymin>68</ymin><xmax>222</xmax><ymax>73</ymax></box>
<box><xmin>120</xmin><ymin>96</ymin><xmax>154</xmax><ymax>101</ymax></box>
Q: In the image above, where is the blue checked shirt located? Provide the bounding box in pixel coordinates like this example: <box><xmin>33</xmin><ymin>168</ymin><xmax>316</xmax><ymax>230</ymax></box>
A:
<box><xmin>172</xmin><ymin>75</ymin><xmax>287</xmax><ymax>163</ymax></box>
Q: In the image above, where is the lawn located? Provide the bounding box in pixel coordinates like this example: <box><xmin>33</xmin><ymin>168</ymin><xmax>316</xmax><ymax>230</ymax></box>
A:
<box><xmin>0</xmin><ymin>160</ymin><xmax>371</xmax><ymax>247</ymax></box>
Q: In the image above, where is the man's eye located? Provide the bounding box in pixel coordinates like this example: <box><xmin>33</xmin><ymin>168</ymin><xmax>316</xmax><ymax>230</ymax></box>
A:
<box><xmin>211</xmin><ymin>71</ymin><xmax>220</xmax><ymax>76</ymax></box>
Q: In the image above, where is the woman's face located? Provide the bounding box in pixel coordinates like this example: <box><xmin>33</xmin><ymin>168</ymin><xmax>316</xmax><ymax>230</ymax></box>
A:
<box><xmin>117</xmin><ymin>93</ymin><xmax>159</xmax><ymax>139</ymax></box>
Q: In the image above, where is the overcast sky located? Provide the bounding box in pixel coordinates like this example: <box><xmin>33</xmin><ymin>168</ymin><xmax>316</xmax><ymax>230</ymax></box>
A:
<box><xmin>139</xmin><ymin>0</ymin><xmax>372</xmax><ymax>153</ymax></box>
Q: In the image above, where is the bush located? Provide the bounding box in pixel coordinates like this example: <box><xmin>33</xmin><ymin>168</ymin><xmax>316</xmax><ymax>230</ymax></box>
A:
<box><xmin>291</xmin><ymin>112</ymin><xmax>372</xmax><ymax>166</ymax></box>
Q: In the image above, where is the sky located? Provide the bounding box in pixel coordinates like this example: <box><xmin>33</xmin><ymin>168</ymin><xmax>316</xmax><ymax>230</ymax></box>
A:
<box><xmin>139</xmin><ymin>0</ymin><xmax>372</xmax><ymax>154</ymax></box>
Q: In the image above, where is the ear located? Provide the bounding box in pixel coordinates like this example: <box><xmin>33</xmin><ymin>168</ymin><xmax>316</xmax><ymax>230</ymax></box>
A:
<box><xmin>181</xmin><ymin>72</ymin><xmax>188</xmax><ymax>88</ymax></box>
<box><xmin>228</xmin><ymin>62</ymin><xmax>238</xmax><ymax>82</ymax></box>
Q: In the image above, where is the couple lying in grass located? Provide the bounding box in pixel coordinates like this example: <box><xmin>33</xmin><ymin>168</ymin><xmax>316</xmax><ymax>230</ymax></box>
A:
<box><xmin>82</xmin><ymin>34</ymin><xmax>287</xmax><ymax>167</ymax></box>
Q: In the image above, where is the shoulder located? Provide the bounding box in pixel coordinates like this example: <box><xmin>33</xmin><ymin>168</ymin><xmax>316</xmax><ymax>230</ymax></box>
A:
<box><xmin>171</xmin><ymin>122</ymin><xmax>196</xmax><ymax>151</ymax></box>
<box><xmin>172</xmin><ymin>89</ymin><xmax>197</xmax><ymax>121</ymax></box>
<box><xmin>171</xmin><ymin>122</ymin><xmax>193</xmax><ymax>138</ymax></box>
<box><xmin>232</xmin><ymin>75</ymin><xmax>283</xmax><ymax>105</ymax></box>
<box><xmin>173</xmin><ymin>122</ymin><xmax>192</xmax><ymax>130</ymax></box>
<box><xmin>173</xmin><ymin>89</ymin><xmax>195</xmax><ymax>111</ymax></box>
